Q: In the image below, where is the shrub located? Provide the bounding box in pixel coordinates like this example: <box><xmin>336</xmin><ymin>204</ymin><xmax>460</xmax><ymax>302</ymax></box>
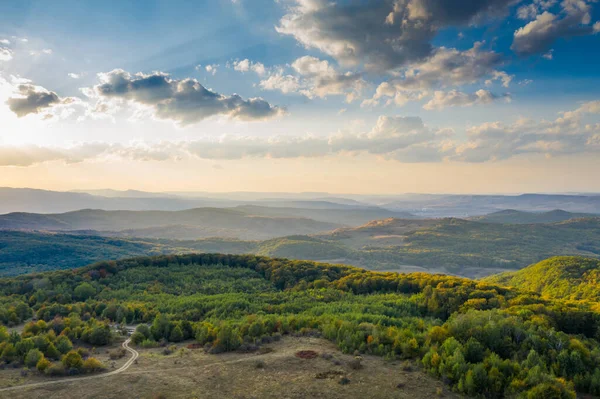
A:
<box><xmin>131</xmin><ymin>331</ymin><xmax>145</xmax><ymax>345</ymax></box>
<box><xmin>170</xmin><ymin>325</ymin><xmax>184</xmax><ymax>343</ymax></box>
<box><xmin>140</xmin><ymin>339</ymin><xmax>159</xmax><ymax>348</ymax></box>
<box><xmin>36</xmin><ymin>357</ymin><xmax>51</xmax><ymax>373</ymax></box>
<box><xmin>136</xmin><ymin>324</ymin><xmax>152</xmax><ymax>339</ymax></box>
<box><xmin>45</xmin><ymin>342</ymin><xmax>61</xmax><ymax>360</ymax></box>
<box><xmin>82</xmin><ymin>357</ymin><xmax>105</xmax><ymax>373</ymax></box>
<box><xmin>62</xmin><ymin>350</ymin><xmax>84</xmax><ymax>369</ymax></box>
<box><xmin>109</xmin><ymin>348</ymin><xmax>126</xmax><ymax>360</ymax></box>
<box><xmin>55</xmin><ymin>336</ymin><xmax>73</xmax><ymax>354</ymax></box>
<box><xmin>45</xmin><ymin>362</ymin><xmax>66</xmax><ymax>377</ymax></box>
<box><xmin>25</xmin><ymin>349</ymin><xmax>44</xmax><ymax>368</ymax></box>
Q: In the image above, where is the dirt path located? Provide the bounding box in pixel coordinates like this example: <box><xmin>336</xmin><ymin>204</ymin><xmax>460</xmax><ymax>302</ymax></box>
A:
<box><xmin>0</xmin><ymin>338</ymin><xmax>139</xmax><ymax>392</ymax></box>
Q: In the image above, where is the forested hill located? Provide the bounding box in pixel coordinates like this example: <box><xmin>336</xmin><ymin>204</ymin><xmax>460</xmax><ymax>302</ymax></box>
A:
<box><xmin>468</xmin><ymin>209</ymin><xmax>595</xmax><ymax>224</ymax></box>
<box><xmin>1</xmin><ymin>254</ymin><xmax>600</xmax><ymax>397</ymax></box>
<box><xmin>3</xmin><ymin>216</ymin><xmax>600</xmax><ymax>277</ymax></box>
<box><xmin>484</xmin><ymin>256</ymin><xmax>600</xmax><ymax>301</ymax></box>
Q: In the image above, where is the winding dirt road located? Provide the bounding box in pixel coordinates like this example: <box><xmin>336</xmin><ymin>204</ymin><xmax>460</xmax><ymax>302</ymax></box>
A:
<box><xmin>0</xmin><ymin>338</ymin><xmax>139</xmax><ymax>393</ymax></box>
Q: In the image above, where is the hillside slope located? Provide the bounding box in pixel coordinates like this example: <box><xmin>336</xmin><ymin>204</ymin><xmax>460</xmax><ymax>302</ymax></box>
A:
<box><xmin>0</xmin><ymin>254</ymin><xmax>598</xmax><ymax>398</ymax></box>
<box><xmin>485</xmin><ymin>256</ymin><xmax>600</xmax><ymax>301</ymax></box>
<box><xmin>469</xmin><ymin>209</ymin><xmax>594</xmax><ymax>224</ymax></box>
<box><xmin>0</xmin><ymin>208</ymin><xmax>340</xmax><ymax>240</ymax></box>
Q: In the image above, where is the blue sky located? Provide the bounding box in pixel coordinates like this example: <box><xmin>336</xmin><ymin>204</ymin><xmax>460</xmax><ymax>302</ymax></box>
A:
<box><xmin>0</xmin><ymin>0</ymin><xmax>599</xmax><ymax>193</ymax></box>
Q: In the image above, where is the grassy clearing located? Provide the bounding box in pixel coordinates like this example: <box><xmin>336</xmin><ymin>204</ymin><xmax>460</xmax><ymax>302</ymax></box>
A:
<box><xmin>2</xmin><ymin>336</ymin><xmax>457</xmax><ymax>399</ymax></box>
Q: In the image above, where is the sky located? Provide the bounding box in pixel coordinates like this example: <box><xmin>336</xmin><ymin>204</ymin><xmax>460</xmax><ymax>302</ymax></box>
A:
<box><xmin>0</xmin><ymin>0</ymin><xmax>599</xmax><ymax>194</ymax></box>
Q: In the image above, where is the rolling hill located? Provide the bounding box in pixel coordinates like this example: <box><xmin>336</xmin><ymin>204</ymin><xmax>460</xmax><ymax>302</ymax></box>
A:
<box><xmin>3</xmin><ymin>216</ymin><xmax>600</xmax><ymax>278</ymax></box>
<box><xmin>0</xmin><ymin>208</ymin><xmax>340</xmax><ymax>240</ymax></box>
<box><xmin>484</xmin><ymin>256</ymin><xmax>600</xmax><ymax>301</ymax></box>
<box><xmin>469</xmin><ymin>209</ymin><xmax>594</xmax><ymax>224</ymax></box>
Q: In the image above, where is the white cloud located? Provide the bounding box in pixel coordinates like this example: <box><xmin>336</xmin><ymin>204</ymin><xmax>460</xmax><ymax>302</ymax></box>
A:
<box><xmin>512</xmin><ymin>1</ymin><xmax>599</xmax><ymax>56</ymax></box>
<box><xmin>255</xmin><ymin>56</ymin><xmax>366</xmax><ymax>102</ymax></box>
<box><xmin>232</xmin><ymin>59</ymin><xmax>267</xmax><ymax>76</ymax></box>
<box><xmin>423</xmin><ymin>89</ymin><xmax>510</xmax><ymax>110</ymax></box>
<box><xmin>2</xmin><ymin>100</ymin><xmax>600</xmax><ymax>166</ymax></box>
<box><xmin>0</xmin><ymin>47</ymin><xmax>13</xmax><ymax>62</ymax></box>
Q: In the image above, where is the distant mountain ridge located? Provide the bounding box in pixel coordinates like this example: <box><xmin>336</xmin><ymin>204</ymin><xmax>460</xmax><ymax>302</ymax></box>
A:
<box><xmin>0</xmin><ymin>208</ymin><xmax>341</xmax><ymax>240</ymax></box>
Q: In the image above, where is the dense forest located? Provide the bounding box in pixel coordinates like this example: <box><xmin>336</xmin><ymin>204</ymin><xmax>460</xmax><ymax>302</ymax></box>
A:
<box><xmin>1</xmin><ymin>254</ymin><xmax>600</xmax><ymax>397</ymax></box>
<box><xmin>486</xmin><ymin>256</ymin><xmax>600</xmax><ymax>302</ymax></box>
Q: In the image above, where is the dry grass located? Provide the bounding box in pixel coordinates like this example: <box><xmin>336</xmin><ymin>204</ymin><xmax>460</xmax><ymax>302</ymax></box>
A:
<box><xmin>2</xmin><ymin>337</ymin><xmax>458</xmax><ymax>399</ymax></box>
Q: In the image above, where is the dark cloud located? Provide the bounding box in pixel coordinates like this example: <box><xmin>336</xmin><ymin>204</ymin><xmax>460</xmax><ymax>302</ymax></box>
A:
<box><xmin>91</xmin><ymin>69</ymin><xmax>285</xmax><ymax>125</ymax></box>
<box><xmin>277</xmin><ymin>0</ymin><xmax>518</xmax><ymax>71</ymax></box>
<box><xmin>6</xmin><ymin>84</ymin><xmax>61</xmax><ymax>117</ymax></box>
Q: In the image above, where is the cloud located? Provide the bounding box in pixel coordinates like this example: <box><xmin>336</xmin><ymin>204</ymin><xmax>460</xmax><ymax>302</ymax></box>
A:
<box><xmin>259</xmin><ymin>73</ymin><xmax>301</xmax><ymax>94</ymax></box>
<box><xmin>456</xmin><ymin>100</ymin><xmax>600</xmax><ymax>161</ymax></box>
<box><xmin>68</xmin><ymin>73</ymin><xmax>82</xmax><ymax>79</ymax></box>
<box><xmin>0</xmin><ymin>143</ymin><xmax>112</xmax><ymax>167</ymax></box>
<box><xmin>364</xmin><ymin>43</ymin><xmax>510</xmax><ymax>107</ymax></box>
<box><xmin>517</xmin><ymin>0</ymin><xmax>557</xmax><ymax>20</ymax></box>
<box><xmin>0</xmin><ymin>47</ymin><xmax>12</xmax><ymax>62</ymax></box>
<box><xmin>197</xmin><ymin>64</ymin><xmax>219</xmax><ymax>75</ymax></box>
<box><xmin>423</xmin><ymin>89</ymin><xmax>510</xmax><ymax>110</ymax></box>
<box><xmin>87</xmin><ymin>69</ymin><xmax>285</xmax><ymax>125</ymax></box>
<box><xmin>511</xmin><ymin>1</ymin><xmax>599</xmax><ymax>56</ymax></box>
<box><xmin>254</xmin><ymin>56</ymin><xmax>367</xmax><ymax>102</ymax></box>
<box><xmin>232</xmin><ymin>59</ymin><xmax>267</xmax><ymax>76</ymax></box>
<box><xmin>3</xmin><ymin>100</ymin><xmax>599</xmax><ymax>166</ymax></box>
<box><xmin>276</xmin><ymin>0</ymin><xmax>518</xmax><ymax>71</ymax></box>
<box><xmin>0</xmin><ymin>115</ymin><xmax>451</xmax><ymax>165</ymax></box>
<box><xmin>29</xmin><ymin>49</ymin><xmax>53</xmax><ymax>56</ymax></box>
<box><xmin>6</xmin><ymin>83</ymin><xmax>63</xmax><ymax>117</ymax></box>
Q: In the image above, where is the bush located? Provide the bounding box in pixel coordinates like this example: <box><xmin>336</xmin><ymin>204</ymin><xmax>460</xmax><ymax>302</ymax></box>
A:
<box><xmin>55</xmin><ymin>336</ymin><xmax>73</xmax><ymax>354</ymax></box>
<box><xmin>45</xmin><ymin>362</ymin><xmax>66</xmax><ymax>377</ymax></box>
<box><xmin>109</xmin><ymin>348</ymin><xmax>126</xmax><ymax>360</ymax></box>
<box><xmin>131</xmin><ymin>331</ymin><xmax>146</xmax><ymax>345</ymax></box>
<box><xmin>25</xmin><ymin>349</ymin><xmax>44</xmax><ymax>368</ymax></box>
<box><xmin>82</xmin><ymin>357</ymin><xmax>105</xmax><ymax>373</ymax></box>
<box><xmin>45</xmin><ymin>342</ymin><xmax>61</xmax><ymax>360</ymax></box>
<box><xmin>140</xmin><ymin>339</ymin><xmax>159</xmax><ymax>348</ymax></box>
<box><xmin>170</xmin><ymin>325</ymin><xmax>184</xmax><ymax>343</ymax></box>
<box><xmin>62</xmin><ymin>350</ymin><xmax>84</xmax><ymax>369</ymax></box>
<box><xmin>136</xmin><ymin>324</ymin><xmax>152</xmax><ymax>339</ymax></box>
<box><xmin>36</xmin><ymin>357</ymin><xmax>51</xmax><ymax>373</ymax></box>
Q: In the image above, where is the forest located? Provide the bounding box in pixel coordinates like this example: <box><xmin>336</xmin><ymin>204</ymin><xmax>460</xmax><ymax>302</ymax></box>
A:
<box><xmin>1</xmin><ymin>253</ymin><xmax>600</xmax><ymax>397</ymax></box>
<box><xmin>2</xmin><ymin>215</ymin><xmax>600</xmax><ymax>278</ymax></box>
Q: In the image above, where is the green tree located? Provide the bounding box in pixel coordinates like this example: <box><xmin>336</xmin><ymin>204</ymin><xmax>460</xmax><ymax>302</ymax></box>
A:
<box><xmin>62</xmin><ymin>350</ymin><xmax>84</xmax><ymax>369</ymax></box>
<box><xmin>74</xmin><ymin>282</ymin><xmax>96</xmax><ymax>300</ymax></box>
<box><xmin>170</xmin><ymin>325</ymin><xmax>184</xmax><ymax>342</ymax></box>
<box><xmin>36</xmin><ymin>357</ymin><xmax>51</xmax><ymax>372</ymax></box>
<box><xmin>45</xmin><ymin>342</ymin><xmax>61</xmax><ymax>360</ymax></box>
<box><xmin>55</xmin><ymin>335</ymin><xmax>73</xmax><ymax>354</ymax></box>
<box><xmin>25</xmin><ymin>349</ymin><xmax>44</xmax><ymax>368</ymax></box>
<box><xmin>151</xmin><ymin>314</ymin><xmax>171</xmax><ymax>341</ymax></box>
